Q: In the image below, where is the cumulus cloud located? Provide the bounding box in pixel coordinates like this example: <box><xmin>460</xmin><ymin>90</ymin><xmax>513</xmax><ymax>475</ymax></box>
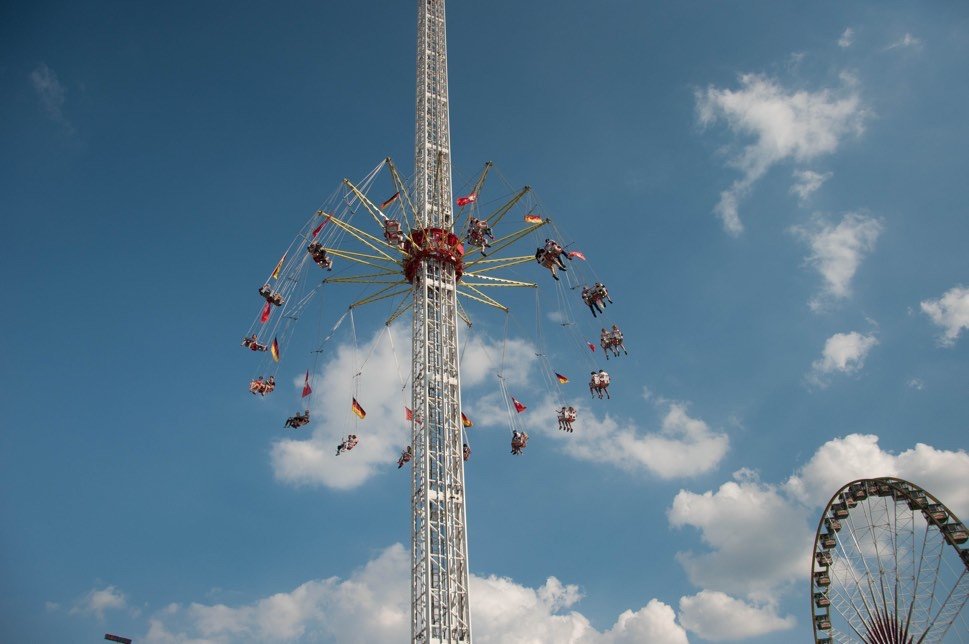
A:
<box><xmin>538</xmin><ymin>399</ymin><xmax>728</xmax><ymax>479</ymax></box>
<box><xmin>141</xmin><ymin>543</ymin><xmax>687</xmax><ymax>644</ymax></box>
<box><xmin>696</xmin><ymin>73</ymin><xmax>866</xmax><ymax>234</ymax></box>
<box><xmin>678</xmin><ymin>591</ymin><xmax>796</xmax><ymax>641</ymax></box>
<box><xmin>920</xmin><ymin>285</ymin><xmax>969</xmax><ymax>346</ymax></box>
<box><xmin>70</xmin><ymin>585</ymin><xmax>127</xmax><ymax>620</ymax></box>
<box><xmin>271</xmin><ymin>328</ymin><xmax>534</xmax><ymax>490</ymax></box>
<box><xmin>30</xmin><ymin>63</ymin><xmax>72</xmax><ymax>129</ymax></box>
<box><xmin>838</xmin><ymin>28</ymin><xmax>855</xmax><ymax>48</ymax></box>
<box><xmin>790</xmin><ymin>169</ymin><xmax>832</xmax><ymax>202</ymax></box>
<box><xmin>669</xmin><ymin>471</ymin><xmax>814</xmax><ymax>599</ymax></box>
<box><xmin>809</xmin><ymin>331</ymin><xmax>878</xmax><ymax>386</ymax></box>
<box><xmin>784</xmin><ymin>434</ymin><xmax>969</xmax><ymax>516</ymax></box>
<box><xmin>792</xmin><ymin>212</ymin><xmax>882</xmax><ymax>309</ymax></box>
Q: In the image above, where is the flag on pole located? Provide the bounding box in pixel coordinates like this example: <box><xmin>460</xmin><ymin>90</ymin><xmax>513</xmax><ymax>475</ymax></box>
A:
<box><xmin>456</xmin><ymin>193</ymin><xmax>477</xmax><ymax>207</ymax></box>
<box><xmin>587</xmin><ymin>341</ymin><xmax>596</xmax><ymax>352</ymax></box>
<box><xmin>351</xmin><ymin>398</ymin><xmax>366</xmax><ymax>419</ymax></box>
<box><xmin>260</xmin><ymin>301</ymin><xmax>272</xmax><ymax>323</ymax></box>
<box><xmin>301</xmin><ymin>371</ymin><xmax>312</xmax><ymax>397</ymax></box>
<box><xmin>271</xmin><ymin>253</ymin><xmax>286</xmax><ymax>280</ymax></box>
<box><xmin>568</xmin><ymin>251</ymin><xmax>586</xmax><ymax>261</ymax></box>
<box><xmin>524</xmin><ymin>214</ymin><xmax>543</xmax><ymax>224</ymax></box>
<box><xmin>405</xmin><ymin>407</ymin><xmax>414</xmax><ymax>421</ymax></box>
<box><xmin>380</xmin><ymin>192</ymin><xmax>400</xmax><ymax>209</ymax></box>
<box><xmin>512</xmin><ymin>397</ymin><xmax>527</xmax><ymax>413</ymax></box>
<box><xmin>555</xmin><ymin>372</ymin><xmax>569</xmax><ymax>384</ymax></box>
<box><xmin>461</xmin><ymin>412</ymin><xmax>473</xmax><ymax>428</ymax></box>
<box><xmin>270</xmin><ymin>337</ymin><xmax>280</xmax><ymax>362</ymax></box>
<box><xmin>311</xmin><ymin>216</ymin><xmax>330</xmax><ymax>237</ymax></box>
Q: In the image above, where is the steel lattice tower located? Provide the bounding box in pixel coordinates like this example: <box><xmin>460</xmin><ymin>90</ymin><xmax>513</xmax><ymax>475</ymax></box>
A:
<box><xmin>410</xmin><ymin>0</ymin><xmax>472</xmax><ymax>641</ymax></box>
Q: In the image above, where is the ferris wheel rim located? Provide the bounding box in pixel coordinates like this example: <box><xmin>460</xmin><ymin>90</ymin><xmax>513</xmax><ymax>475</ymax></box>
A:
<box><xmin>810</xmin><ymin>476</ymin><xmax>969</xmax><ymax>644</ymax></box>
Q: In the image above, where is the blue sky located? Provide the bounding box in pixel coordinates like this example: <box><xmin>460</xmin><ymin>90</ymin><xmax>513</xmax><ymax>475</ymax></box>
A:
<box><xmin>2</xmin><ymin>1</ymin><xmax>968</xmax><ymax>642</ymax></box>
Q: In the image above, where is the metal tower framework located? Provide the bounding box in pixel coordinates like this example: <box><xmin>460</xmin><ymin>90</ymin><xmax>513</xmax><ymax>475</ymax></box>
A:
<box><xmin>410</xmin><ymin>0</ymin><xmax>471</xmax><ymax>641</ymax></box>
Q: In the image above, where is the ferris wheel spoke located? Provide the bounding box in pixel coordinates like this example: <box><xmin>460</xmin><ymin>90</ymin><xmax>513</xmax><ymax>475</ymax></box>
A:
<box><xmin>840</xmin><ymin>506</ymin><xmax>885</xmax><ymax>624</ymax></box>
<box><xmin>920</xmin><ymin>569</ymin><xmax>969</xmax><ymax>643</ymax></box>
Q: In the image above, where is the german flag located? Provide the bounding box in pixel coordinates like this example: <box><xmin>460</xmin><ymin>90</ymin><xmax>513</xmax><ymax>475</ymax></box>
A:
<box><xmin>555</xmin><ymin>372</ymin><xmax>569</xmax><ymax>384</ymax></box>
<box><xmin>524</xmin><ymin>214</ymin><xmax>543</xmax><ymax>224</ymax></box>
<box><xmin>270</xmin><ymin>337</ymin><xmax>280</xmax><ymax>362</ymax></box>
<box><xmin>380</xmin><ymin>192</ymin><xmax>400</xmax><ymax>209</ymax></box>
<box><xmin>351</xmin><ymin>398</ymin><xmax>366</xmax><ymax>419</ymax></box>
<box><xmin>461</xmin><ymin>412</ymin><xmax>473</xmax><ymax>428</ymax></box>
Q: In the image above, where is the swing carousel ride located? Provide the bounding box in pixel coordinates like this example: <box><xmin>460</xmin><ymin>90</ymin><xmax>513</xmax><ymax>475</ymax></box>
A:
<box><xmin>240</xmin><ymin>1</ymin><xmax>631</xmax><ymax>642</ymax></box>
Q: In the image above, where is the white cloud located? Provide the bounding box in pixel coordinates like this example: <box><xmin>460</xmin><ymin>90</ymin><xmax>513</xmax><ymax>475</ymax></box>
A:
<box><xmin>809</xmin><ymin>331</ymin><xmax>878</xmax><ymax>385</ymax></box>
<box><xmin>678</xmin><ymin>591</ymin><xmax>796</xmax><ymax>641</ymax></box>
<box><xmin>668</xmin><ymin>472</ymin><xmax>814</xmax><ymax>599</ymax></box>
<box><xmin>792</xmin><ymin>212</ymin><xmax>882</xmax><ymax>308</ymax></box>
<box><xmin>784</xmin><ymin>434</ymin><xmax>969</xmax><ymax>516</ymax></box>
<box><xmin>599</xmin><ymin>600</ymin><xmax>689</xmax><ymax>644</ymax></box>
<box><xmin>838</xmin><ymin>28</ymin><xmax>855</xmax><ymax>48</ymax></box>
<box><xmin>907</xmin><ymin>378</ymin><xmax>924</xmax><ymax>390</ymax></box>
<box><xmin>697</xmin><ymin>73</ymin><xmax>866</xmax><ymax>234</ymax></box>
<box><xmin>70</xmin><ymin>585</ymin><xmax>127</xmax><ymax>620</ymax></box>
<box><xmin>540</xmin><ymin>399</ymin><xmax>728</xmax><ymax>479</ymax></box>
<box><xmin>887</xmin><ymin>33</ymin><xmax>921</xmax><ymax>50</ymax></box>
<box><xmin>141</xmin><ymin>544</ymin><xmax>688</xmax><ymax>644</ymax></box>
<box><xmin>30</xmin><ymin>63</ymin><xmax>71</xmax><ymax>129</ymax></box>
<box><xmin>920</xmin><ymin>285</ymin><xmax>969</xmax><ymax>346</ymax></box>
<box><xmin>790</xmin><ymin>169</ymin><xmax>832</xmax><ymax>201</ymax></box>
<box><xmin>271</xmin><ymin>328</ymin><xmax>534</xmax><ymax>490</ymax></box>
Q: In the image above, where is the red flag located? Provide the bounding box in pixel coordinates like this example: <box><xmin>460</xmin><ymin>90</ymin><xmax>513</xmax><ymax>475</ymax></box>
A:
<box><xmin>302</xmin><ymin>370</ymin><xmax>312</xmax><ymax>397</ymax></box>
<box><xmin>351</xmin><ymin>398</ymin><xmax>366</xmax><ymax>419</ymax></box>
<box><xmin>260</xmin><ymin>301</ymin><xmax>272</xmax><ymax>323</ymax></box>
<box><xmin>380</xmin><ymin>192</ymin><xmax>400</xmax><ymax>209</ymax></box>
<box><xmin>524</xmin><ymin>214</ymin><xmax>543</xmax><ymax>224</ymax></box>
<box><xmin>555</xmin><ymin>372</ymin><xmax>569</xmax><ymax>384</ymax></box>
<box><xmin>456</xmin><ymin>194</ymin><xmax>477</xmax><ymax>207</ymax></box>
<box><xmin>568</xmin><ymin>251</ymin><xmax>586</xmax><ymax>260</ymax></box>
<box><xmin>587</xmin><ymin>341</ymin><xmax>596</xmax><ymax>352</ymax></box>
<box><xmin>312</xmin><ymin>216</ymin><xmax>330</xmax><ymax>237</ymax></box>
<box><xmin>405</xmin><ymin>407</ymin><xmax>414</xmax><ymax>421</ymax></box>
<box><xmin>512</xmin><ymin>397</ymin><xmax>526</xmax><ymax>413</ymax></box>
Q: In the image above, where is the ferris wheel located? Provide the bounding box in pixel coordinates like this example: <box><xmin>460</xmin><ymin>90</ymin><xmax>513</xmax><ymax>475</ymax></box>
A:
<box><xmin>811</xmin><ymin>477</ymin><xmax>969</xmax><ymax>643</ymax></box>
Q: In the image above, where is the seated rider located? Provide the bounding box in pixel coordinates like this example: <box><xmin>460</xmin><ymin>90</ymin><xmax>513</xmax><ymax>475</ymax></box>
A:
<box><xmin>543</xmin><ymin>239</ymin><xmax>568</xmax><ymax>269</ymax></box>
<box><xmin>306</xmin><ymin>242</ymin><xmax>333</xmax><ymax>270</ymax></box>
<box><xmin>463</xmin><ymin>443</ymin><xmax>471</xmax><ymax>462</ymax></box>
<box><xmin>242</xmin><ymin>334</ymin><xmax>268</xmax><ymax>351</ymax></box>
<box><xmin>264</xmin><ymin>375</ymin><xmax>276</xmax><ymax>392</ymax></box>
<box><xmin>383</xmin><ymin>219</ymin><xmax>403</xmax><ymax>245</ymax></box>
<box><xmin>250</xmin><ymin>377</ymin><xmax>264</xmax><ymax>394</ymax></box>
<box><xmin>582</xmin><ymin>287</ymin><xmax>603</xmax><ymax>317</ymax></box>
<box><xmin>398</xmin><ymin>445</ymin><xmax>413</xmax><ymax>468</ymax></box>
<box><xmin>594</xmin><ymin>282</ymin><xmax>612</xmax><ymax>304</ymax></box>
